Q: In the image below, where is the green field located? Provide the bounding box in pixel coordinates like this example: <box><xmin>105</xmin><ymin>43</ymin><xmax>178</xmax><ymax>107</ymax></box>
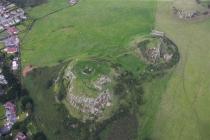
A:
<box><xmin>147</xmin><ymin>1</ymin><xmax>210</xmax><ymax>140</ymax></box>
<box><xmin>21</xmin><ymin>0</ymin><xmax>210</xmax><ymax>140</ymax></box>
<box><xmin>137</xmin><ymin>73</ymin><xmax>172</xmax><ymax>140</ymax></box>
<box><xmin>21</xmin><ymin>0</ymin><xmax>157</xmax><ymax>140</ymax></box>
<box><xmin>21</xmin><ymin>0</ymin><xmax>156</xmax><ymax>67</ymax></box>
<box><xmin>23</xmin><ymin>64</ymin><xmax>84</xmax><ymax>140</ymax></box>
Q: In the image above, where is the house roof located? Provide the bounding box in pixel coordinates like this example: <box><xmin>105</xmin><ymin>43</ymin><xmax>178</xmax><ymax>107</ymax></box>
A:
<box><xmin>4</xmin><ymin>101</ymin><xmax>16</xmax><ymax>124</ymax></box>
<box><xmin>4</xmin><ymin>102</ymin><xmax>15</xmax><ymax>109</ymax></box>
<box><xmin>4</xmin><ymin>47</ymin><xmax>18</xmax><ymax>54</ymax></box>
<box><xmin>6</xmin><ymin>26</ymin><xmax>18</xmax><ymax>35</ymax></box>
<box><xmin>15</xmin><ymin>132</ymin><xmax>27</xmax><ymax>140</ymax></box>
<box><xmin>12</xmin><ymin>60</ymin><xmax>18</xmax><ymax>70</ymax></box>
<box><xmin>4</xmin><ymin>36</ymin><xmax>19</xmax><ymax>47</ymax></box>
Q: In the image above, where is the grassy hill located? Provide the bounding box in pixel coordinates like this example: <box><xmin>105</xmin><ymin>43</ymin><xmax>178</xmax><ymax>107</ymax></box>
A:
<box><xmin>21</xmin><ymin>0</ymin><xmax>157</xmax><ymax>140</ymax></box>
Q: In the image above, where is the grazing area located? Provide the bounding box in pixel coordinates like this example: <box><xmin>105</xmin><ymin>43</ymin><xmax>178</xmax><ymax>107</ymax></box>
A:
<box><xmin>18</xmin><ymin>0</ymin><xmax>210</xmax><ymax>140</ymax></box>
<box><xmin>137</xmin><ymin>74</ymin><xmax>172</xmax><ymax>140</ymax></box>
<box><xmin>21</xmin><ymin>0</ymin><xmax>156</xmax><ymax>67</ymax></box>
<box><xmin>23</xmin><ymin>64</ymin><xmax>89</xmax><ymax>140</ymax></box>
<box><xmin>146</xmin><ymin>1</ymin><xmax>210</xmax><ymax>140</ymax></box>
<box><xmin>2</xmin><ymin>0</ymin><xmax>208</xmax><ymax>139</ymax></box>
<box><xmin>20</xmin><ymin>0</ymin><xmax>161</xmax><ymax>139</ymax></box>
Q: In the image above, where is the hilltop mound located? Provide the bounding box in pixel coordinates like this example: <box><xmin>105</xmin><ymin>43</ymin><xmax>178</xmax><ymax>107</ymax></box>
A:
<box><xmin>132</xmin><ymin>34</ymin><xmax>179</xmax><ymax>72</ymax></box>
<box><xmin>55</xmin><ymin>59</ymin><xmax>137</xmax><ymax>122</ymax></box>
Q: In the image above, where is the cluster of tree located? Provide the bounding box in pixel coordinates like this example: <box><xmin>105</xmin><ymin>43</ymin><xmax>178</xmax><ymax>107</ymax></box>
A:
<box><xmin>53</xmin><ymin>103</ymin><xmax>90</xmax><ymax>140</ymax></box>
<box><xmin>21</xmin><ymin>95</ymin><xmax>34</xmax><ymax>114</ymax></box>
<box><xmin>32</xmin><ymin>132</ymin><xmax>47</xmax><ymax>140</ymax></box>
<box><xmin>56</xmin><ymin>78</ymin><xmax>68</xmax><ymax>101</ymax></box>
<box><xmin>12</xmin><ymin>118</ymin><xmax>30</xmax><ymax>133</ymax></box>
<box><xmin>11</xmin><ymin>116</ymin><xmax>47</xmax><ymax>140</ymax></box>
<box><xmin>0</xmin><ymin>56</ymin><xmax>21</xmax><ymax>103</ymax></box>
<box><xmin>46</xmin><ymin>79</ymin><xmax>53</xmax><ymax>89</ymax></box>
<box><xmin>114</xmin><ymin>71</ymin><xmax>144</xmax><ymax>107</ymax></box>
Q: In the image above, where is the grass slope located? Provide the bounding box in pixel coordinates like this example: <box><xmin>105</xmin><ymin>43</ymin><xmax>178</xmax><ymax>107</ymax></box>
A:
<box><xmin>138</xmin><ymin>74</ymin><xmax>172</xmax><ymax>140</ymax></box>
<box><xmin>21</xmin><ymin>0</ymin><xmax>155</xmax><ymax>67</ymax></box>
<box><xmin>23</xmin><ymin>64</ymin><xmax>83</xmax><ymax>140</ymax></box>
<box><xmin>150</xmin><ymin>1</ymin><xmax>210</xmax><ymax>140</ymax></box>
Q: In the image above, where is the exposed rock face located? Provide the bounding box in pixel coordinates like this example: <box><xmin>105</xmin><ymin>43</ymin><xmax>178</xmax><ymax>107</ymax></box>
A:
<box><xmin>63</xmin><ymin>64</ymin><xmax>112</xmax><ymax>119</ymax></box>
<box><xmin>137</xmin><ymin>32</ymin><xmax>179</xmax><ymax>70</ymax></box>
<box><xmin>67</xmin><ymin>90</ymin><xmax>111</xmax><ymax>116</ymax></box>
<box><xmin>145</xmin><ymin>46</ymin><xmax>161</xmax><ymax>64</ymax></box>
<box><xmin>94</xmin><ymin>75</ymin><xmax>111</xmax><ymax>91</ymax></box>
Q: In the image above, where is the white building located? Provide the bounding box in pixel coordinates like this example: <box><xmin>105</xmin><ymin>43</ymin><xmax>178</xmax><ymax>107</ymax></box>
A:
<box><xmin>12</xmin><ymin>60</ymin><xmax>18</xmax><ymax>71</ymax></box>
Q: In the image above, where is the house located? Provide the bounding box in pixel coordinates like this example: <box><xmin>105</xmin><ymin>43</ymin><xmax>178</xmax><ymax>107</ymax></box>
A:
<box><xmin>10</xmin><ymin>10</ymin><xmax>17</xmax><ymax>15</ymax></box>
<box><xmin>2</xmin><ymin>21</ymin><xmax>10</xmax><ymax>28</ymax></box>
<box><xmin>4</xmin><ymin>35</ymin><xmax>19</xmax><ymax>54</ymax></box>
<box><xmin>15</xmin><ymin>132</ymin><xmax>27</xmax><ymax>140</ymax></box>
<box><xmin>0</xmin><ymin>26</ymin><xmax>4</xmax><ymax>31</ymax></box>
<box><xmin>0</xmin><ymin>4</ymin><xmax>26</xmax><ymax>29</ymax></box>
<box><xmin>8</xmin><ymin>19</ymin><xmax>15</xmax><ymax>26</ymax></box>
<box><xmin>14</xmin><ymin>17</ymin><xmax>20</xmax><ymax>24</ymax></box>
<box><xmin>4</xmin><ymin>101</ymin><xmax>16</xmax><ymax>124</ymax></box>
<box><xmin>0</xmin><ymin>56</ymin><xmax>4</xmax><ymax>64</ymax></box>
<box><xmin>0</xmin><ymin>74</ymin><xmax>8</xmax><ymax>85</ymax></box>
<box><xmin>3</xmin><ymin>13</ymin><xmax>9</xmax><ymax>18</ymax></box>
<box><xmin>11</xmin><ymin>58</ymin><xmax>18</xmax><ymax>71</ymax></box>
<box><xmin>16</xmin><ymin>8</ymin><xmax>24</xmax><ymax>14</ymax></box>
<box><xmin>4</xmin><ymin>47</ymin><xmax>18</xmax><ymax>54</ymax></box>
<box><xmin>6</xmin><ymin>4</ymin><xmax>16</xmax><ymax>10</ymax></box>
<box><xmin>4</xmin><ymin>102</ymin><xmax>15</xmax><ymax>111</ymax></box>
<box><xmin>4</xmin><ymin>35</ymin><xmax>19</xmax><ymax>47</ymax></box>
<box><xmin>7</xmin><ymin>26</ymin><xmax>18</xmax><ymax>35</ymax></box>
<box><xmin>0</xmin><ymin>86</ymin><xmax>5</xmax><ymax>96</ymax></box>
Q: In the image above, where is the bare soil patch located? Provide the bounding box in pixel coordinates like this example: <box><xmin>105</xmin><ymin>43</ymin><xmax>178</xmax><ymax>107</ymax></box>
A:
<box><xmin>23</xmin><ymin>65</ymin><xmax>34</xmax><ymax>77</ymax></box>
